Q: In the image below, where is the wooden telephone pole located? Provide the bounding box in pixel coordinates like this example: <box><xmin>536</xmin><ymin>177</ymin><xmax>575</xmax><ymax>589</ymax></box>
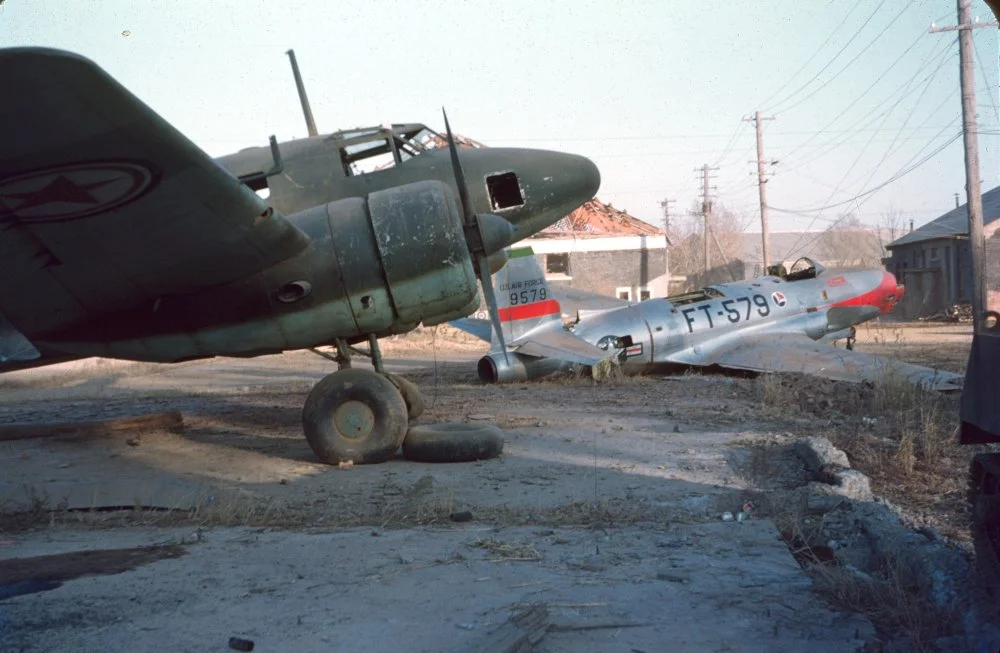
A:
<box><xmin>931</xmin><ymin>0</ymin><xmax>998</xmax><ymax>334</ymax></box>
<box><xmin>745</xmin><ymin>112</ymin><xmax>775</xmax><ymax>271</ymax></box>
<box><xmin>696</xmin><ymin>165</ymin><xmax>718</xmax><ymax>278</ymax></box>
<box><xmin>659</xmin><ymin>197</ymin><xmax>675</xmax><ymax>295</ymax></box>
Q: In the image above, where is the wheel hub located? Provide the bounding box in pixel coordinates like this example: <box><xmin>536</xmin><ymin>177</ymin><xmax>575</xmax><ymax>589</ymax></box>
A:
<box><xmin>333</xmin><ymin>400</ymin><xmax>375</xmax><ymax>440</ymax></box>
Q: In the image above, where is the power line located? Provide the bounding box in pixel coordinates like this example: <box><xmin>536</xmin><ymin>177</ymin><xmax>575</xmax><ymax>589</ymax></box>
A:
<box><xmin>973</xmin><ymin>28</ymin><xmax>999</xmax><ymax>127</ymax></box>
<box><xmin>710</xmin><ymin>120</ymin><xmax>748</xmax><ymax>168</ymax></box>
<box><xmin>775</xmin><ymin>120</ymin><xmax>961</xmax><ymax>261</ymax></box>
<box><xmin>765</xmin><ymin>0</ymin><xmax>888</xmax><ymax>114</ymax></box>
<box><xmin>756</xmin><ymin>0</ymin><xmax>865</xmax><ymax>110</ymax></box>
<box><xmin>778</xmin><ymin>36</ymin><xmax>955</xmax><ymax>170</ymax></box>
<box><xmin>785</xmin><ymin>130</ymin><xmax>963</xmax><ymax>260</ymax></box>
<box><xmin>775</xmin><ymin>1</ymin><xmax>915</xmax><ymax>116</ymax></box>
<box><xmin>774</xmin><ymin>130</ymin><xmax>962</xmax><ymax>216</ymax></box>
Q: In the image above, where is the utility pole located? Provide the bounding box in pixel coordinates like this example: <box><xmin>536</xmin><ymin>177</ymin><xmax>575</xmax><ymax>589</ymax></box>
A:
<box><xmin>659</xmin><ymin>197</ymin><xmax>675</xmax><ymax>296</ymax></box>
<box><xmin>695</xmin><ymin>165</ymin><xmax>718</xmax><ymax>279</ymax></box>
<box><xmin>931</xmin><ymin>1</ymin><xmax>998</xmax><ymax>335</ymax></box>
<box><xmin>745</xmin><ymin>111</ymin><xmax>775</xmax><ymax>271</ymax></box>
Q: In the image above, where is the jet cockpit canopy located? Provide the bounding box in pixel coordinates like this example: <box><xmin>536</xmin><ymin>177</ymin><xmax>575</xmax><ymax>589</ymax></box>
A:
<box><xmin>785</xmin><ymin>257</ymin><xmax>826</xmax><ymax>281</ymax></box>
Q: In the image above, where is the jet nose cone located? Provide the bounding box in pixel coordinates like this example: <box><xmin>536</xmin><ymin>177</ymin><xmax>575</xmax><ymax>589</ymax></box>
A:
<box><xmin>881</xmin><ymin>271</ymin><xmax>903</xmax><ymax>313</ymax></box>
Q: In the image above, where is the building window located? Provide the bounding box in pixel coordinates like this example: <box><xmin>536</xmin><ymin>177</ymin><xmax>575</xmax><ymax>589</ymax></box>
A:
<box><xmin>616</xmin><ymin>287</ymin><xmax>632</xmax><ymax>301</ymax></box>
<box><xmin>930</xmin><ymin>247</ymin><xmax>938</xmax><ymax>259</ymax></box>
<box><xmin>639</xmin><ymin>288</ymin><xmax>651</xmax><ymax>301</ymax></box>
<box><xmin>545</xmin><ymin>253</ymin><xmax>570</xmax><ymax>276</ymax></box>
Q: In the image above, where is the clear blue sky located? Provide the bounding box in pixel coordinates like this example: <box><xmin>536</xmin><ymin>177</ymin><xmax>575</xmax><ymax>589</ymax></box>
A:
<box><xmin>2</xmin><ymin>0</ymin><xmax>997</xmax><ymax>256</ymax></box>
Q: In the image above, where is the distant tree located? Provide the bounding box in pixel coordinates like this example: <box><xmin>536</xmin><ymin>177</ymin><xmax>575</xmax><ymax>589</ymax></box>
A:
<box><xmin>818</xmin><ymin>214</ymin><xmax>884</xmax><ymax>268</ymax></box>
<box><xmin>876</xmin><ymin>205</ymin><xmax>905</xmax><ymax>256</ymax></box>
<box><xmin>669</xmin><ymin>201</ymin><xmax>747</xmax><ymax>288</ymax></box>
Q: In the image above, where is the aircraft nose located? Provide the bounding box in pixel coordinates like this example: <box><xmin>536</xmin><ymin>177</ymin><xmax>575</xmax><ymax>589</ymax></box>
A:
<box><xmin>880</xmin><ymin>271</ymin><xmax>903</xmax><ymax>313</ymax></box>
<box><xmin>507</xmin><ymin>150</ymin><xmax>601</xmax><ymax>240</ymax></box>
<box><xmin>458</xmin><ymin>147</ymin><xmax>601</xmax><ymax>240</ymax></box>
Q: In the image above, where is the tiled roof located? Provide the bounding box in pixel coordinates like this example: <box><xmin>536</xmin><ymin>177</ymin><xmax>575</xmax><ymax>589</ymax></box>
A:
<box><xmin>543</xmin><ymin>199</ymin><xmax>664</xmax><ymax>236</ymax></box>
<box><xmin>888</xmin><ymin>185</ymin><xmax>1000</xmax><ymax>248</ymax></box>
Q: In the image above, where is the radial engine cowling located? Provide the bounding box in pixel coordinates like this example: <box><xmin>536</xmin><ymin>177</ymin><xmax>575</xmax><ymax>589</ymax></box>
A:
<box><xmin>477</xmin><ymin>351</ymin><xmax>575</xmax><ymax>383</ymax></box>
<box><xmin>324</xmin><ymin>181</ymin><xmax>479</xmax><ymax>332</ymax></box>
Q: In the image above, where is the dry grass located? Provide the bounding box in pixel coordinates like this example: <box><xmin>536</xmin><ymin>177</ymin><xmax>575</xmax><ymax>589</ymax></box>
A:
<box><xmin>811</xmin><ymin>558</ymin><xmax>959</xmax><ymax>651</ymax></box>
<box><xmin>752</xmin><ymin>372</ymin><xmax>971</xmax><ymax>538</ymax></box>
<box><xmin>471</xmin><ymin>537</ymin><xmax>542</xmax><ymax>561</ymax></box>
<box><xmin>0</xmin><ymin>491</ymin><xmax>680</xmax><ymax>536</ymax></box>
<box><xmin>743</xmin><ymin>487</ymin><xmax>960</xmax><ymax>651</ymax></box>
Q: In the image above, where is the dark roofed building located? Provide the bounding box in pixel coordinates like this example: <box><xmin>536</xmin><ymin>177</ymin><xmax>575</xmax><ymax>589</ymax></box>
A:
<box><xmin>884</xmin><ymin>186</ymin><xmax>1000</xmax><ymax>318</ymax></box>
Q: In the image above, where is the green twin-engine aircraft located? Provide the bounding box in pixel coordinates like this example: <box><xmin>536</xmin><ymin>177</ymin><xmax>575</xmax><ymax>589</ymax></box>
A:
<box><xmin>0</xmin><ymin>47</ymin><xmax>600</xmax><ymax>465</ymax></box>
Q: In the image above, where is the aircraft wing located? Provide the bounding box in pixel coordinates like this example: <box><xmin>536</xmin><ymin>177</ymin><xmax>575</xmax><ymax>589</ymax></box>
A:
<box><xmin>512</xmin><ymin>328</ymin><xmax>610</xmax><ymax>366</ymax></box>
<box><xmin>700</xmin><ymin>333</ymin><xmax>963</xmax><ymax>391</ymax></box>
<box><xmin>0</xmin><ymin>48</ymin><xmax>309</xmax><ymax>336</ymax></box>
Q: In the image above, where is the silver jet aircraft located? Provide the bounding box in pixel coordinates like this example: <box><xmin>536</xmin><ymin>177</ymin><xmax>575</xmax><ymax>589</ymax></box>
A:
<box><xmin>455</xmin><ymin>249</ymin><xmax>963</xmax><ymax>391</ymax></box>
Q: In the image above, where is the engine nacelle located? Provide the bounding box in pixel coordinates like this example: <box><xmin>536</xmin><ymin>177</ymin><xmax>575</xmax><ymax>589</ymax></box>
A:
<box><xmin>62</xmin><ymin>180</ymin><xmax>483</xmax><ymax>362</ymax></box>
<box><xmin>477</xmin><ymin>351</ymin><xmax>575</xmax><ymax>383</ymax></box>
<box><xmin>325</xmin><ymin>181</ymin><xmax>479</xmax><ymax>332</ymax></box>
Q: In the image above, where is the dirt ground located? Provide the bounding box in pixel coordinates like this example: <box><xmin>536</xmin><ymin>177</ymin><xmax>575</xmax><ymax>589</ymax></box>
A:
<box><xmin>0</xmin><ymin>320</ymin><xmax>993</xmax><ymax>652</ymax></box>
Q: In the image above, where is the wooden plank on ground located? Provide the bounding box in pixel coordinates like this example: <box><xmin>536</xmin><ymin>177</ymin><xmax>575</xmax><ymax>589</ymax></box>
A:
<box><xmin>460</xmin><ymin>603</ymin><xmax>550</xmax><ymax>653</ymax></box>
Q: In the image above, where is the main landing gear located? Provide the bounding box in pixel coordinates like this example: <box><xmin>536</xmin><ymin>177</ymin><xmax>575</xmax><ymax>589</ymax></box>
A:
<box><xmin>303</xmin><ymin>335</ymin><xmax>425</xmax><ymax>465</ymax></box>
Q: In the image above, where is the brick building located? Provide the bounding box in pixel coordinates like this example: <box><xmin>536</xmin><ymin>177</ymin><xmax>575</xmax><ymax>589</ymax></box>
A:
<box><xmin>516</xmin><ymin>199</ymin><xmax>673</xmax><ymax>301</ymax></box>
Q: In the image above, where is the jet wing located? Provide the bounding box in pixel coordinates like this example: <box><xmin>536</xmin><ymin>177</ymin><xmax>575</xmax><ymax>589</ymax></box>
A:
<box><xmin>512</xmin><ymin>328</ymin><xmax>610</xmax><ymax>366</ymax></box>
<box><xmin>0</xmin><ymin>48</ymin><xmax>309</xmax><ymax>336</ymax></box>
<box><xmin>700</xmin><ymin>333</ymin><xmax>963</xmax><ymax>391</ymax></box>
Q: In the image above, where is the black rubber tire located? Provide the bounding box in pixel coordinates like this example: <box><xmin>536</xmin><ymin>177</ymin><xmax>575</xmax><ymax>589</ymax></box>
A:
<box><xmin>402</xmin><ymin>423</ymin><xmax>505</xmax><ymax>463</ymax></box>
<box><xmin>302</xmin><ymin>368</ymin><xmax>408</xmax><ymax>465</ymax></box>
<box><xmin>384</xmin><ymin>373</ymin><xmax>425</xmax><ymax>420</ymax></box>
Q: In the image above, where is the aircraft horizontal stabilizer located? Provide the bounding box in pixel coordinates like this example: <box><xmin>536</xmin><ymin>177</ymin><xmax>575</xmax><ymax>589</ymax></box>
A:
<box><xmin>512</xmin><ymin>328</ymin><xmax>611</xmax><ymax>366</ymax></box>
<box><xmin>450</xmin><ymin>317</ymin><xmax>492</xmax><ymax>343</ymax></box>
<box><xmin>0</xmin><ymin>312</ymin><xmax>40</xmax><ymax>363</ymax></box>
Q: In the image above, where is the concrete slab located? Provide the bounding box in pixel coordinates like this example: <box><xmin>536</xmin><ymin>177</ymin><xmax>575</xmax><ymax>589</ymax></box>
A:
<box><xmin>0</xmin><ymin>524</ymin><xmax>875</xmax><ymax>653</ymax></box>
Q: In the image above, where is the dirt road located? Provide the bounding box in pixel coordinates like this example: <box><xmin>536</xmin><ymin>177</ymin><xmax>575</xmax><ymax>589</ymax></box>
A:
<box><xmin>0</xmin><ymin>322</ymin><xmax>990</xmax><ymax>651</ymax></box>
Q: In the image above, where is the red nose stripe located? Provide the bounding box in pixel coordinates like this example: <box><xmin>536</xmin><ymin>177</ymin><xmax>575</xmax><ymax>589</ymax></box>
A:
<box><xmin>830</xmin><ymin>272</ymin><xmax>898</xmax><ymax>312</ymax></box>
<box><xmin>498</xmin><ymin>299</ymin><xmax>561</xmax><ymax>322</ymax></box>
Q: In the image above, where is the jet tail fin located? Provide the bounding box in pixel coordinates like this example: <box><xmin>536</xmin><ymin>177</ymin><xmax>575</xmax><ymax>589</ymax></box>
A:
<box><xmin>492</xmin><ymin>247</ymin><xmax>563</xmax><ymax>349</ymax></box>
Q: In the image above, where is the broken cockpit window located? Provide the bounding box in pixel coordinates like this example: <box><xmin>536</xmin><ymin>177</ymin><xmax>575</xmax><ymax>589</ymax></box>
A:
<box><xmin>337</xmin><ymin>124</ymin><xmax>445</xmax><ymax>176</ymax></box>
<box><xmin>666</xmin><ymin>287</ymin><xmax>725</xmax><ymax>307</ymax></box>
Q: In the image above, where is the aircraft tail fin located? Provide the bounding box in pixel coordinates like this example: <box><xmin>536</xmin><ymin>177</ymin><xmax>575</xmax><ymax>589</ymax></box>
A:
<box><xmin>492</xmin><ymin>247</ymin><xmax>563</xmax><ymax>349</ymax></box>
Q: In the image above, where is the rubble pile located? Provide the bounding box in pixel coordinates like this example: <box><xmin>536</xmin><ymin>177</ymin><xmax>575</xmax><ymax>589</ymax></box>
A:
<box><xmin>919</xmin><ymin>302</ymin><xmax>974</xmax><ymax>323</ymax></box>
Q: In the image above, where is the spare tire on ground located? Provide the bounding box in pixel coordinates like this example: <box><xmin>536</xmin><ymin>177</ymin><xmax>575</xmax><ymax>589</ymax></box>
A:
<box><xmin>402</xmin><ymin>423</ymin><xmax>505</xmax><ymax>463</ymax></box>
<box><xmin>383</xmin><ymin>373</ymin><xmax>425</xmax><ymax>420</ymax></box>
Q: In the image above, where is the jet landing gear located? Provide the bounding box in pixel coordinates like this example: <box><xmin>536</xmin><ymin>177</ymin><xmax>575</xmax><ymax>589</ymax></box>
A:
<box><xmin>303</xmin><ymin>335</ymin><xmax>424</xmax><ymax>465</ymax></box>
